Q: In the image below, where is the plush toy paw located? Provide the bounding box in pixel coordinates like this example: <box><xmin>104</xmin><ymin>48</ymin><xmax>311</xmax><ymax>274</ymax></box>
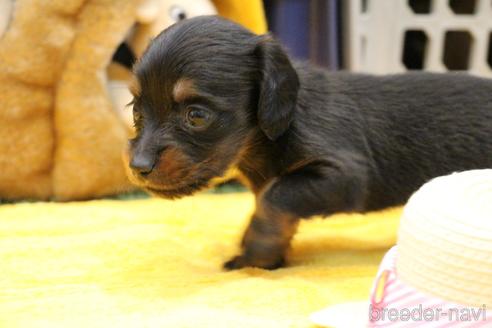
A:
<box><xmin>223</xmin><ymin>255</ymin><xmax>286</xmax><ymax>270</ymax></box>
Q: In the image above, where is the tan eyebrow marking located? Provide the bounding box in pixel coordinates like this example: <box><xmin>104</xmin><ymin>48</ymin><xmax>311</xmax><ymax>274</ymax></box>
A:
<box><xmin>173</xmin><ymin>78</ymin><xmax>196</xmax><ymax>103</ymax></box>
<box><xmin>128</xmin><ymin>76</ymin><xmax>141</xmax><ymax>97</ymax></box>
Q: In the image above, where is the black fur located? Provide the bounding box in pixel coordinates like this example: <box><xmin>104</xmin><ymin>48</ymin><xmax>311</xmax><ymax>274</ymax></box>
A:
<box><xmin>128</xmin><ymin>16</ymin><xmax>492</xmax><ymax>269</ymax></box>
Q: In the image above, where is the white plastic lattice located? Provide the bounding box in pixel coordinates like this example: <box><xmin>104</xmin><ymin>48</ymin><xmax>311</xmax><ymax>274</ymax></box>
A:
<box><xmin>345</xmin><ymin>0</ymin><xmax>492</xmax><ymax>77</ymax></box>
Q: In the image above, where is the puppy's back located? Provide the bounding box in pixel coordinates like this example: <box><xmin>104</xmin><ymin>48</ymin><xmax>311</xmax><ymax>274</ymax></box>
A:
<box><xmin>295</xmin><ymin>70</ymin><xmax>492</xmax><ymax>209</ymax></box>
<box><xmin>358</xmin><ymin>73</ymin><xmax>492</xmax><ymax>208</ymax></box>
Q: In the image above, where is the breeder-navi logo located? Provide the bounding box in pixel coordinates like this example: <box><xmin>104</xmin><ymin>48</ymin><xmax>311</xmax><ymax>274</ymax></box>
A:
<box><xmin>370</xmin><ymin>304</ymin><xmax>487</xmax><ymax>322</ymax></box>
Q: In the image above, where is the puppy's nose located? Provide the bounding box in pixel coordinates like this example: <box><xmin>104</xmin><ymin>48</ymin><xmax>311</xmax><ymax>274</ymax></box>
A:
<box><xmin>130</xmin><ymin>155</ymin><xmax>155</xmax><ymax>176</ymax></box>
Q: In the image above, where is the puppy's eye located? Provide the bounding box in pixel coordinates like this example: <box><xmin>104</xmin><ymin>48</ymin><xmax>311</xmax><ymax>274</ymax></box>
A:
<box><xmin>185</xmin><ymin>107</ymin><xmax>212</xmax><ymax>129</ymax></box>
<box><xmin>169</xmin><ymin>5</ymin><xmax>187</xmax><ymax>21</ymax></box>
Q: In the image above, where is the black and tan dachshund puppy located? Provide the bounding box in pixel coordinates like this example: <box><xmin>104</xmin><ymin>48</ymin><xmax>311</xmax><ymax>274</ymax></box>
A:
<box><xmin>126</xmin><ymin>16</ymin><xmax>492</xmax><ymax>269</ymax></box>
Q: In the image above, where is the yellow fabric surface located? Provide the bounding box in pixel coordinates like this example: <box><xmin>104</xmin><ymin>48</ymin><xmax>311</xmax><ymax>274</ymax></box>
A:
<box><xmin>0</xmin><ymin>193</ymin><xmax>401</xmax><ymax>327</ymax></box>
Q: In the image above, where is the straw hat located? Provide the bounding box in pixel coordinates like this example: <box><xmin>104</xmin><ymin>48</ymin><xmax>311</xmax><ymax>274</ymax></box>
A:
<box><xmin>311</xmin><ymin>169</ymin><xmax>492</xmax><ymax>327</ymax></box>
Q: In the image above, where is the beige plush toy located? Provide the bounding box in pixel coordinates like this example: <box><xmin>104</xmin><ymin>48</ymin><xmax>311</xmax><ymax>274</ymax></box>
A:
<box><xmin>0</xmin><ymin>0</ymin><xmax>266</xmax><ymax>201</ymax></box>
<box><xmin>0</xmin><ymin>0</ymin><xmax>147</xmax><ymax>200</ymax></box>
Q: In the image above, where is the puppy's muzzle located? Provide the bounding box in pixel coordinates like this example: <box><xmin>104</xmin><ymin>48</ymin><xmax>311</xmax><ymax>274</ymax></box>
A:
<box><xmin>130</xmin><ymin>153</ymin><xmax>155</xmax><ymax>177</ymax></box>
<box><xmin>129</xmin><ymin>145</ymin><xmax>161</xmax><ymax>177</ymax></box>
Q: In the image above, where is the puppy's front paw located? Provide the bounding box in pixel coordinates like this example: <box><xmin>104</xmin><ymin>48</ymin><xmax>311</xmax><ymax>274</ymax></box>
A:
<box><xmin>223</xmin><ymin>255</ymin><xmax>247</xmax><ymax>270</ymax></box>
<box><xmin>223</xmin><ymin>254</ymin><xmax>285</xmax><ymax>270</ymax></box>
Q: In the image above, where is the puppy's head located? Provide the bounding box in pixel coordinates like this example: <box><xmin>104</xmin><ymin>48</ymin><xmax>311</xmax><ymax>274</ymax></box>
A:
<box><xmin>126</xmin><ymin>16</ymin><xmax>299</xmax><ymax>198</ymax></box>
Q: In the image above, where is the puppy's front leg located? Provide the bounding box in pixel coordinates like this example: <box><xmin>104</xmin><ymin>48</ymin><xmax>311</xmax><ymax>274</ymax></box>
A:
<box><xmin>224</xmin><ymin>165</ymin><xmax>367</xmax><ymax>270</ymax></box>
<box><xmin>224</xmin><ymin>201</ymin><xmax>298</xmax><ymax>270</ymax></box>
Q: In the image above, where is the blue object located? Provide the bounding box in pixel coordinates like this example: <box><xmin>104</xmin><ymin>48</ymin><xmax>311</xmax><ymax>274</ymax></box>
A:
<box><xmin>264</xmin><ymin>0</ymin><xmax>342</xmax><ymax>70</ymax></box>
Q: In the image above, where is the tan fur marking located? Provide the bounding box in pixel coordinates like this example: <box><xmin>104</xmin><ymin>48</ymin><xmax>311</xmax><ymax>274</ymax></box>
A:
<box><xmin>173</xmin><ymin>79</ymin><xmax>196</xmax><ymax>103</ymax></box>
<box><xmin>154</xmin><ymin>147</ymin><xmax>192</xmax><ymax>181</ymax></box>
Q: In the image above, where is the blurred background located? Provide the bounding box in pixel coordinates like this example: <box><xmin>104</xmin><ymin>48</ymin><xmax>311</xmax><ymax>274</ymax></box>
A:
<box><xmin>264</xmin><ymin>0</ymin><xmax>492</xmax><ymax>75</ymax></box>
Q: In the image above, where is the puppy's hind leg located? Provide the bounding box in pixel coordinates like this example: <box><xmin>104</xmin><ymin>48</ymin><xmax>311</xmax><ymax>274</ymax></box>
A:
<box><xmin>224</xmin><ymin>163</ymin><xmax>368</xmax><ymax>270</ymax></box>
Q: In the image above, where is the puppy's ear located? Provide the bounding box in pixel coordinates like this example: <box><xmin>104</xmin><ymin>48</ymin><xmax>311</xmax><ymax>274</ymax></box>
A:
<box><xmin>255</xmin><ymin>34</ymin><xmax>299</xmax><ymax>141</ymax></box>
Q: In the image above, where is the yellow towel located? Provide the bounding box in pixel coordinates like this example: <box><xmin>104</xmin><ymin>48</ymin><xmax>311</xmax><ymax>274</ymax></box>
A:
<box><xmin>0</xmin><ymin>193</ymin><xmax>401</xmax><ymax>327</ymax></box>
